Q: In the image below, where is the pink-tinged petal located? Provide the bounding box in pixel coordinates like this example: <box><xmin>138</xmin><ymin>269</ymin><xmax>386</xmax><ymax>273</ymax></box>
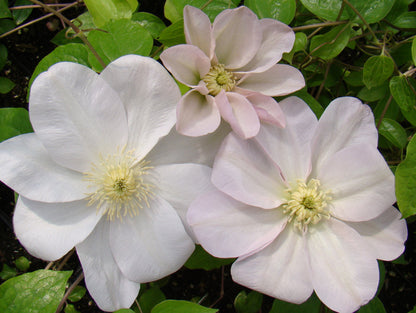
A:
<box><xmin>311</xmin><ymin>97</ymin><xmax>378</xmax><ymax>171</ymax></box>
<box><xmin>153</xmin><ymin>163</ymin><xmax>214</xmax><ymax>241</ymax></box>
<box><xmin>183</xmin><ymin>5</ymin><xmax>214</xmax><ymax>59</ymax></box>
<box><xmin>346</xmin><ymin>207</ymin><xmax>407</xmax><ymax>261</ymax></box>
<box><xmin>255</xmin><ymin>97</ymin><xmax>317</xmax><ymax>184</ymax></box>
<box><xmin>76</xmin><ymin>220</ymin><xmax>140</xmax><ymax>312</ymax></box>
<box><xmin>110</xmin><ymin>196</ymin><xmax>194</xmax><ymax>282</ymax></box>
<box><xmin>188</xmin><ymin>190</ymin><xmax>287</xmax><ymax>258</ymax></box>
<box><xmin>160</xmin><ymin>45</ymin><xmax>211</xmax><ymax>86</ymax></box>
<box><xmin>238</xmin><ymin>64</ymin><xmax>305</xmax><ymax>96</ymax></box>
<box><xmin>146</xmin><ymin>122</ymin><xmax>230</xmax><ymax>167</ymax></box>
<box><xmin>231</xmin><ymin>226</ymin><xmax>313</xmax><ymax>304</ymax></box>
<box><xmin>176</xmin><ymin>90</ymin><xmax>221</xmax><ymax>136</ymax></box>
<box><xmin>247</xmin><ymin>93</ymin><xmax>286</xmax><ymax>127</ymax></box>
<box><xmin>29</xmin><ymin>62</ymin><xmax>128</xmax><ymax>172</ymax></box>
<box><xmin>213</xmin><ymin>6</ymin><xmax>262</xmax><ymax>69</ymax></box>
<box><xmin>308</xmin><ymin>219</ymin><xmax>379</xmax><ymax>313</ymax></box>
<box><xmin>237</xmin><ymin>19</ymin><xmax>295</xmax><ymax>73</ymax></box>
<box><xmin>216</xmin><ymin>91</ymin><xmax>260</xmax><ymax>139</ymax></box>
<box><xmin>317</xmin><ymin>145</ymin><xmax>395</xmax><ymax>222</ymax></box>
<box><xmin>0</xmin><ymin>133</ymin><xmax>86</xmax><ymax>203</ymax></box>
<box><xmin>14</xmin><ymin>196</ymin><xmax>101</xmax><ymax>261</ymax></box>
<box><xmin>100</xmin><ymin>55</ymin><xmax>180</xmax><ymax>160</ymax></box>
<box><xmin>212</xmin><ymin>132</ymin><xmax>286</xmax><ymax>208</ymax></box>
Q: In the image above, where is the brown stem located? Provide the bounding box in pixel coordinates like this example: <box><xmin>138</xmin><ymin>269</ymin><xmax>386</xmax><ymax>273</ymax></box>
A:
<box><xmin>9</xmin><ymin>3</ymin><xmax>78</xmax><ymax>10</ymax></box>
<box><xmin>210</xmin><ymin>266</ymin><xmax>225</xmax><ymax>308</ymax></box>
<box><xmin>55</xmin><ymin>272</ymin><xmax>84</xmax><ymax>313</ymax></box>
<box><xmin>56</xmin><ymin>249</ymin><xmax>75</xmax><ymax>271</ymax></box>
<box><xmin>315</xmin><ymin>61</ymin><xmax>332</xmax><ymax>100</ymax></box>
<box><xmin>293</xmin><ymin>20</ymin><xmax>347</xmax><ymax>32</ymax></box>
<box><xmin>376</xmin><ymin>95</ymin><xmax>393</xmax><ymax>129</ymax></box>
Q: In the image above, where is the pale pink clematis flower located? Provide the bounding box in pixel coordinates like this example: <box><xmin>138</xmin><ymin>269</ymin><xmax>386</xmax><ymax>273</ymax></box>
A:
<box><xmin>160</xmin><ymin>5</ymin><xmax>305</xmax><ymax>139</ymax></box>
<box><xmin>188</xmin><ymin>96</ymin><xmax>408</xmax><ymax>313</ymax></box>
<box><xmin>0</xmin><ymin>55</ymin><xmax>216</xmax><ymax>312</ymax></box>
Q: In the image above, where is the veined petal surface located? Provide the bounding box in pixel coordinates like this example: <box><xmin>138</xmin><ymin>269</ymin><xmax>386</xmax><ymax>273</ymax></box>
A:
<box><xmin>248</xmin><ymin>93</ymin><xmax>286</xmax><ymax>127</ymax></box>
<box><xmin>184</xmin><ymin>5</ymin><xmax>214</xmax><ymax>58</ymax></box>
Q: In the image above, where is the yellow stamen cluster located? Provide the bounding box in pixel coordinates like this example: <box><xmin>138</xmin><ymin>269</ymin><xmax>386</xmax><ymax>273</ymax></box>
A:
<box><xmin>84</xmin><ymin>149</ymin><xmax>154</xmax><ymax>221</ymax></box>
<box><xmin>202</xmin><ymin>64</ymin><xmax>236</xmax><ymax>96</ymax></box>
<box><xmin>282</xmin><ymin>179</ymin><xmax>332</xmax><ymax>233</ymax></box>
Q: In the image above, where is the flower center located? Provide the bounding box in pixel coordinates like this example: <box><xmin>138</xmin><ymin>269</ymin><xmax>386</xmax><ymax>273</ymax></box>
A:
<box><xmin>282</xmin><ymin>179</ymin><xmax>332</xmax><ymax>233</ymax></box>
<box><xmin>84</xmin><ymin>148</ymin><xmax>155</xmax><ymax>220</ymax></box>
<box><xmin>202</xmin><ymin>64</ymin><xmax>236</xmax><ymax>96</ymax></box>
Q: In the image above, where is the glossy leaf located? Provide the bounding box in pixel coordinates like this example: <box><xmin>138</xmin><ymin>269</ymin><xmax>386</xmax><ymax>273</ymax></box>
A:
<box><xmin>245</xmin><ymin>0</ymin><xmax>296</xmax><ymax>24</ymax></box>
<box><xmin>234</xmin><ymin>290</ymin><xmax>263</xmax><ymax>313</ymax></box>
<box><xmin>412</xmin><ymin>37</ymin><xmax>416</xmax><ymax>66</ymax></box>
<box><xmin>0</xmin><ymin>107</ymin><xmax>33</xmax><ymax>142</ymax></box>
<box><xmin>392</xmin><ymin>11</ymin><xmax>416</xmax><ymax>29</ymax></box>
<box><xmin>139</xmin><ymin>286</ymin><xmax>166</xmax><ymax>313</ymax></box>
<box><xmin>83</xmin><ymin>0</ymin><xmax>138</xmax><ymax>27</ymax></box>
<box><xmin>12</xmin><ymin>0</ymin><xmax>32</xmax><ymax>25</ymax></box>
<box><xmin>14</xmin><ymin>257</ymin><xmax>30</xmax><ymax>272</ymax></box>
<box><xmin>151</xmin><ymin>300</ymin><xmax>218</xmax><ymax>313</ymax></box>
<box><xmin>310</xmin><ymin>24</ymin><xmax>351</xmax><ymax>60</ymax></box>
<box><xmin>185</xmin><ymin>245</ymin><xmax>234</xmax><ymax>270</ymax></box>
<box><xmin>269</xmin><ymin>293</ymin><xmax>321</xmax><ymax>313</ymax></box>
<box><xmin>378</xmin><ymin>118</ymin><xmax>407</xmax><ymax>149</ymax></box>
<box><xmin>157</xmin><ymin>20</ymin><xmax>186</xmax><ymax>47</ymax></box>
<box><xmin>114</xmin><ymin>309</ymin><xmax>135</xmax><ymax>313</ymax></box>
<box><xmin>0</xmin><ymin>270</ymin><xmax>72</xmax><ymax>313</ymax></box>
<box><xmin>357</xmin><ymin>297</ymin><xmax>386</xmax><ymax>313</ymax></box>
<box><xmin>344</xmin><ymin>71</ymin><xmax>364</xmax><ymax>87</ymax></box>
<box><xmin>0</xmin><ymin>0</ymin><xmax>11</xmax><ymax>19</ymax></box>
<box><xmin>292</xmin><ymin>89</ymin><xmax>324</xmax><ymax>118</ymax></box>
<box><xmin>0</xmin><ymin>77</ymin><xmax>15</xmax><ymax>94</ymax></box>
<box><xmin>0</xmin><ymin>265</ymin><xmax>17</xmax><ymax>281</ymax></box>
<box><xmin>64</xmin><ymin>304</ymin><xmax>80</xmax><ymax>313</ymax></box>
<box><xmin>357</xmin><ymin>83</ymin><xmax>388</xmax><ymax>102</ymax></box>
<box><xmin>283</xmin><ymin>32</ymin><xmax>307</xmax><ymax>64</ymax></box>
<box><xmin>363</xmin><ymin>55</ymin><xmax>394</xmax><ymax>89</ymax></box>
<box><xmin>132</xmin><ymin>12</ymin><xmax>166</xmax><ymax>39</ymax></box>
<box><xmin>67</xmin><ymin>286</ymin><xmax>86</xmax><ymax>302</ymax></box>
<box><xmin>390</xmin><ymin>75</ymin><xmax>416</xmax><ymax>126</ymax></box>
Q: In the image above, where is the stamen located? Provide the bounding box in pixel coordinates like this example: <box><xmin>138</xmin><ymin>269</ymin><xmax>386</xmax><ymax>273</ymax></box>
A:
<box><xmin>202</xmin><ymin>64</ymin><xmax>236</xmax><ymax>96</ymax></box>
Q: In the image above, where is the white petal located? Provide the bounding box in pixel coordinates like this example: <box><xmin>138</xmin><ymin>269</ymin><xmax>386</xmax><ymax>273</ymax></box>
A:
<box><xmin>238</xmin><ymin>64</ymin><xmax>305</xmax><ymax>96</ymax></box>
<box><xmin>237</xmin><ymin>19</ymin><xmax>295</xmax><ymax>73</ymax></box>
<box><xmin>248</xmin><ymin>93</ymin><xmax>286</xmax><ymax>127</ymax></box>
<box><xmin>0</xmin><ymin>133</ymin><xmax>86</xmax><ymax>202</ymax></box>
<box><xmin>308</xmin><ymin>219</ymin><xmax>379</xmax><ymax>313</ymax></box>
<box><xmin>188</xmin><ymin>190</ymin><xmax>287</xmax><ymax>258</ymax></box>
<box><xmin>76</xmin><ymin>220</ymin><xmax>140</xmax><ymax>312</ymax></box>
<box><xmin>231</xmin><ymin>226</ymin><xmax>313</xmax><ymax>303</ymax></box>
<box><xmin>318</xmin><ymin>145</ymin><xmax>395</xmax><ymax>221</ymax></box>
<box><xmin>213</xmin><ymin>6</ymin><xmax>262</xmax><ymax>69</ymax></box>
<box><xmin>153</xmin><ymin>163</ymin><xmax>214</xmax><ymax>241</ymax></box>
<box><xmin>311</xmin><ymin>97</ymin><xmax>378</xmax><ymax>171</ymax></box>
<box><xmin>346</xmin><ymin>207</ymin><xmax>407</xmax><ymax>261</ymax></box>
<box><xmin>255</xmin><ymin>96</ymin><xmax>317</xmax><ymax>184</ymax></box>
<box><xmin>110</xmin><ymin>196</ymin><xmax>194</xmax><ymax>282</ymax></box>
<box><xmin>212</xmin><ymin>132</ymin><xmax>286</xmax><ymax>208</ymax></box>
<box><xmin>160</xmin><ymin>45</ymin><xmax>211</xmax><ymax>86</ymax></box>
<box><xmin>100</xmin><ymin>55</ymin><xmax>180</xmax><ymax>160</ymax></box>
<box><xmin>29</xmin><ymin>62</ymin><xmax>128</xmax><ymax>172</ymax></box>
<box><xmin>183</xmin><ymin>5</ymin><xmax>214</xmax><ymax>59</ymax></box>
<box><xmin>13</xmin><ymin>196</ymin><xmax>101</xmax><ymax>261</ymax></box>
<box><xmin>176</xmin><ymin>90</ymin><xmax>221</xmax><ymax>137</ymax></box>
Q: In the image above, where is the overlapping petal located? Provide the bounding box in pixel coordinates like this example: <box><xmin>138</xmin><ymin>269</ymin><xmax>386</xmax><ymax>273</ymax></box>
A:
<box><xmin>247</xmin><ymin>93</ymin><xmax>285</xmax><ymax>127</ymax></box>
<box><xmin>184</xmin><ymin>5</ymin><xmax>214</xmax><ymax>58</ymax></box>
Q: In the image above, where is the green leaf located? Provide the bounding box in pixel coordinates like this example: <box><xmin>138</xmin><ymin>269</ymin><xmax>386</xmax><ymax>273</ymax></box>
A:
<box><xmin>412</xmin><ymin>37</ymin><xmax>416</xmax><ymax>66</ymax></box>
<box><xmin>378</xmin><ymin>118</ymin><xmax>407</xmax><ymax>149</ymax></box>
<box><xmin>408</xmin><ymin>305</ymin><xmax>416</xmax><ymax>313</ymax></box>
<box><xmin>0</xmin><ymin>19</ymin><xmax>15</xmax><ymax>35</ymax></box>
<box><xmin>269</xmin><ymin>293</ymin><xmax>321</xmax><ymax>313</ymax></box>
<box><xmin>138</xmin><ymin>286</ymin><xmax>166</xmax><ymax>313</ymax></box>
<box><xmin>114</xmin><ymin>309</ymin><xmax>135</xmax><ymax>313</ymax></box>
<box><xmin>132</xmin><ymin>12</ymin><xmax>166</xmax><ymax>39</ymax></box>
<box><xmin>0</xmin><ymin>265</ymin><xmax>17</xmax><ymax>281</ymax></box>
<box><xmin>66</xmin><ymin>12</ymin><xmax>96</xmax><ymax>37</ymax></box>
<box><xmin>363</xmin><ymin>55</ymin><xmax>394</xmax><ymax>89</ymax></box>
<box><xmin>292</xmin><ymin>89</ymin><xmax>324</xmax><ymax>118</ymax></box>
<box><xmin>0</xmin><ymin>44</ymin><xmax>7</xmax><ymax>70</ymax></box>
<box><xmin>234</xmin><ymin>290</ymin><xmax>263</xmax><ymax>313</ymax></box>
<box><xmin>0</xmin><ymin>270</ymin><xmax>72</xmax><ymax>313</ymax></box>
<box><xmin>357</xmin><ymin>297</ymin><xmax>386</xmax><ymax>313</ymax></box>
<box><xmin>0</xmin><ymin>77</ymin><xmax>15</xmax><ymax>94</ymax></box>
<box><xmin>0</xmin><ymin>107</ymin><xmax>33</xmax><ymax>142</ymax></box>
<box><xmin>390</xmin><ymin>75</ymin><xmax>416</xmax><ymax>126</ymax></box>
<box><xmin>157</xmin><ymin>20</ymin><xmax>186</xmax><ymax>47</ymax></box>
<box><xmin>344</xmin><ymin>70</ymin><xmax>363</xmax><ymax>87</ymax></box>
<box><xmin>0</xmin><ymin>0</ymin><xmax>11</xmax><ymax>18</ymax></box>
<box><xmin>87</xmin><ymin>19</ymin><xmax>153</xmax><ymax>72</ymax></box>
<box><xmin>299</xmin><ymin>0</ymin><xmax>341</xmax><ymax>21</ymax></box>
<box><xmin>357</xmin><ymin>83</ymin><xmax>388</xmax><ymax>102</ymax></box>
<box><xmin>83</xmin><ymin>0</ymin><xmax>138</xmax><ymax>27</ymax></box>
<box><xmin>14</xmin><ymin>257</ymin><xmax>30</xmax><ymax>272</ymax></box>
<box><xmin>64</xmin><ymin>304</ymin><xmax>80</xmax><ymax>313</ymax></box>
<box><xmin>245</xmin><ymin>0</ymin><xmax>296</xmax><ymax>24</ymax></box>
<box><xmin>67</xmin><ymin>286</ymin><xmax>86</xmax><ymax>302</ymax></box>
<box><xmin>185</xmin><ymin>245</ymin><xmax>234</xmax><ymax>270</ymax></box>
<box><xmin>283</xmin><ymin>32</ymin><xmax>307</xmax><ymax>64</ymax></box>
<box><xmin>392</xmin><ymin>11</ymin><xmax>416</xmax><ymax>29</ymax></box>
<box><xmin>310</xmin><ymin>24</ymin><xmax>351</xmax><ymax>60</ymax></box>
<box><xmin>396</xmin><ymin>135</ymin><xmax>416</xmax><ymax>218</ymax></box>
<box><xmin>152</xmin><ymin>300</ymin><xmax>218</xmax><ymax>313</ymax></box>
<box><xmin>12</xmin><ymin>0</ymin><xmax>32</xmax><ymax>25</ymax></box>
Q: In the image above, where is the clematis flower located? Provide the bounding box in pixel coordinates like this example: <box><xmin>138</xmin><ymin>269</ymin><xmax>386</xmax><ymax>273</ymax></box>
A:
<box><xmin>160</xmin><ymin>5</ymin><xmax>305</xmax><ymax>139</ymax></box>
<box><xmin>188</xmin><ymin>96</ymin><xmax>408</xmax><ymax>313</ymax></box>
<box><xmin>0</xmin><ymin>55</ymin><xmax>215</xmax><ymax>312</ymax></box>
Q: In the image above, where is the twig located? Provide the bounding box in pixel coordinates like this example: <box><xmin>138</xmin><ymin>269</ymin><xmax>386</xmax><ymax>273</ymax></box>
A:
<box><xmin>376</xmin><ymin>95</ymin><xmax>393</xmax><ymax>129</ymax></box>
<box><xmin>55</xmin><ymin>272</ymin><xmax>84</xmax><ymax>313</ymax></box>
<box><xmin>135</xmin><ymin>299</ymin><xmax>143</xmax><ymax>313</ymax></box>
<box><xmin>210</xmin><ymin>266</ymin><xmax>225</xmax><ymax>308</ymax></box>
<box><xmin>315</xmin><ymin>61</ymin><xmax>332</xmax><ymax>100</ymax></box>
<box><xmin>293</xmin><ymin>20</ymin><xmax>347</xmax><ymax>31</ymax></box>
<box><xmin>9</xmin><ymin>3</ymin><xmax>77</xmax><ymax>10</ymax></box>
<box><xmin>56</xmin><ymin>249</ymin><xmax>75</xmax><ymax>271</ymax></box>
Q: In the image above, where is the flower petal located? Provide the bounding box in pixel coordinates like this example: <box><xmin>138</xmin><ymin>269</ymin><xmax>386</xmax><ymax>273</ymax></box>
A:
<box><xmin>188</xmin><ymin>190</ymin><xmax>287</xmax><ymax>258</ymax></box>
<box><xmin>216</xmin><ymin>91</ymin><xmax>260</xmax><ymax>139</ymax></box>
<box><xmin>311</xmin><ymin>97</ymin><xmax>378</xmax><ymax>172</ymax></box>
<box><xmin>238</xmin><ymin>64</ymin><xmax>305</xmax><ymax>96</ymax></box>
<box><xmin>110</xmin><ymin>196</ymin><xmax>194</xmax><ymax>282</ymax></box>
<box><xmin>0</xmin><ymin>133</ymin><xmax>86</xmax><ymax>202</ymax></box>
<box><xmin>213</xmin><ymin>6</ymin><xmax>262</xmax><ymax>69</ymax></box>
<box><xmin>76</xmin><ymin>220</ymin><xmax>141</xmax><ymax>312</ymax></box>
<box><xmin>100</xmin><ymin>55</ymin><xmax>180</xmax><ymax>160</ymax></box>
<box><xmin>212</xmin><ymin>132</ymin><xmax>286</xmax><ymax>208</ymax></box>
<box><xmin>317</xmin><ymin>145</ymin><xmax>395</xmax><ymax>221</ymax></box>
<box><xmin>231</xmin><ymin>226</ymin><xmax>313</xmax><ymax>304</ymax></box>
<box><xmin>247</xmin><ymin>93</ymin><xmax>286</xmax><ymax>127</ymax></box>
<box><xmin>183</xmin><ymin>5</ymin><xmax>214</xmax><ymax>59</ymax></box>
<box><xmin>13</xmin><ymin>196</ymin><xmax>101</xmax><ymax>261</ymax></box>
<box><xmin>160</xmin><ymin>45</ymin><xmax>211</xmax><ymax>86</ymax></box>
<box><xmin>237</xmin><ymin>19</ymin><xmax>295</xmax><ymax>73</ymax></box>
<box><xmin>29</xmin><ymin>62</ymin><xmax>128</xmax><ymax>172</ymax></box>
<box><xmin>308</xmin><ymin>219</ymin><xmax>379</xmax><ymax>313</ymax></box>
<box><xmin>176</xmin><ymin>90</ymin><xmax>221</xmax><ymax>136</ymax></box>
<box><xmin>346</xmin><ymin>207</ymin><xmax>407</xmax><ymax>261</ymax></box>
<box><xmin>255</xmin><ymin>96</ymin><xmax>317</xmax><ymax>184</ymax></box>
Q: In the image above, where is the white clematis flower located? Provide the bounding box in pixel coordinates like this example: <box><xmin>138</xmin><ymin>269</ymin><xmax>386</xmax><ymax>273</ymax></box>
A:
<box><xmin>188</xmin><ymin>96</ymin><xmax>408</xmax><ymax>313</ymax></box>
<box><xmin>0</xmin><ymin>55</ymin><xmax>214</xmax><ymax>312</ymax></box>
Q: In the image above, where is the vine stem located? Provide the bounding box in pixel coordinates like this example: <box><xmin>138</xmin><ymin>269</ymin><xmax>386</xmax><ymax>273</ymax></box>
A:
<box><xmin>293</xmin><ymin>20</ymin><xmax>347</xmax><ymax>31</ymax></box>
<box><xmin>55</xmin><ymin>272</ymin><xmax>84</xmax><ymax>313</ymax></box>
<box><xmin>9</xmin><ymin>3</ymin><xmax>76</xmax><ymax>10</ymax></box>
<box><xmin>376</xmin><ymin>94</ymin><xmax>393</xmax><ymax>129</ymax></box>
<box><xmin>28</xmin><ymin>0</ymin><xmax>107</xmax><ymax>69</ymax></box>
